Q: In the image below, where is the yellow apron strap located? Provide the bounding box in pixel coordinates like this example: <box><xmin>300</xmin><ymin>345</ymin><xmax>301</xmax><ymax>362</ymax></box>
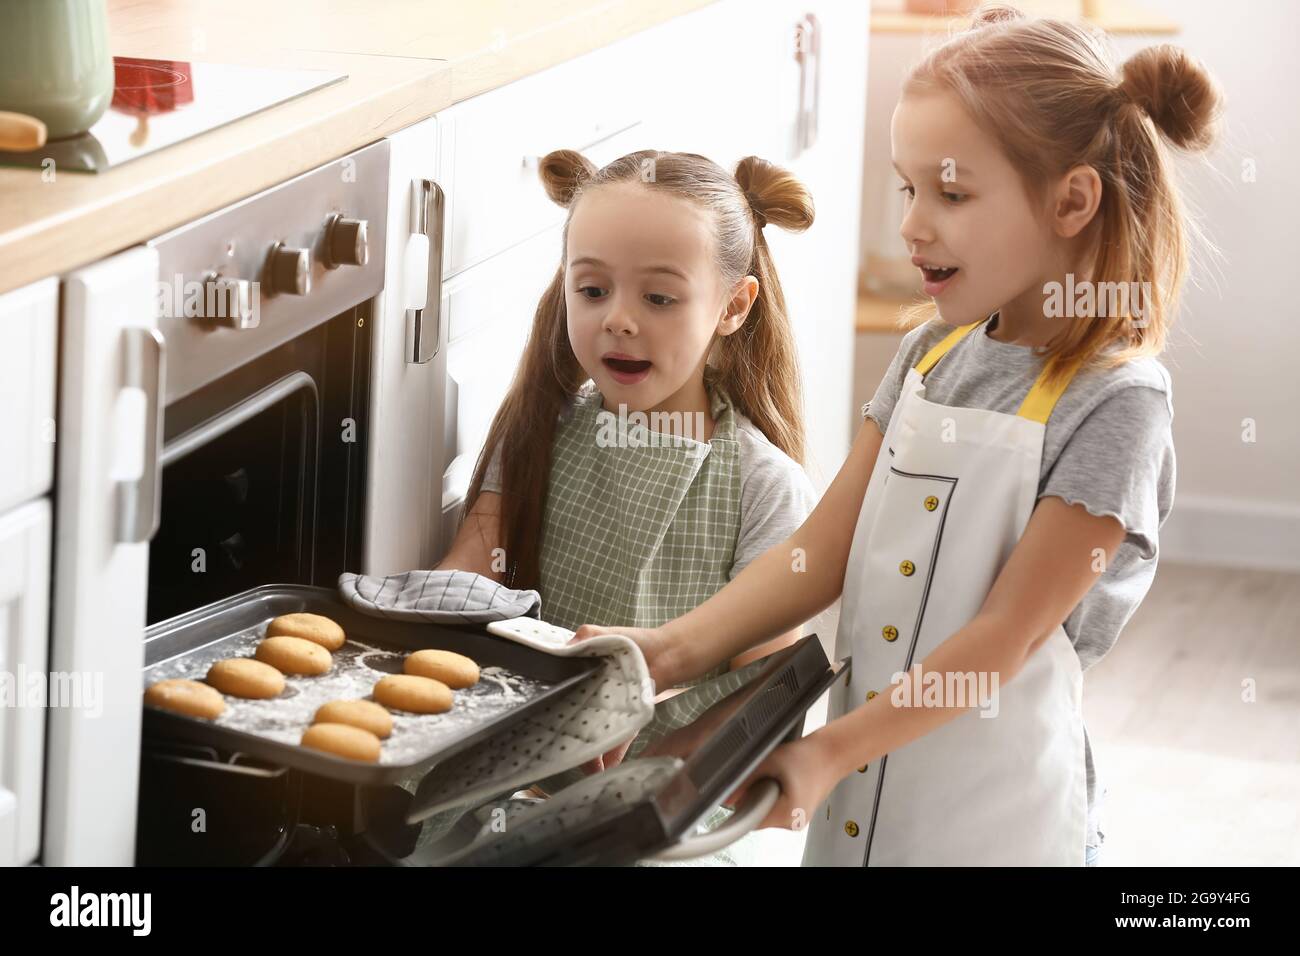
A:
<box><xmin>913</xmin><ymin>317</ymin><xmax>1082</xmax><ymax>424</ymax></box>
<box><xmin>1016</xmin><ymin>359</ymin><xmax>1084</xmax><ymax>424</ymax></box>
<box><xmin>914</xmin><ymin>321</ymin><xmax>983</xmax><ymax>376</ymax></box>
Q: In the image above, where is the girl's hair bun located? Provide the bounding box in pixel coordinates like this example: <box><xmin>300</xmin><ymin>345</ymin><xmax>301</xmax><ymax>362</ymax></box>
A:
<box><xmin>734</xmin><ymin>155</ymin><xmax>815</xmax><ymax>234</ymax></box>
<box><xmin>970</xmin><ymin>2</ymin><xmax>1026</xmax><ymax>28</ymax></box>
<box><xmin>1119</xmin><ymin>44</ymin><xmax>1223</xmax><ymax>151</ymax></box>
<box><xmin>538</xmin><ymin>149</ymin><xmax>598</xmax><ymax>207</ymax></box>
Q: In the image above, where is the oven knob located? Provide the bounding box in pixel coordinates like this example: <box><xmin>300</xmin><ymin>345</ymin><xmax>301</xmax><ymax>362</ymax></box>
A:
<box><xmin>267</xmin><ymin>243</ymin><xmax>312</xmax><ymax>296</ymax></box>
<box><xmin>324</xmin><ymin>215</ymin><xmax>368</xmax><ymax>268</ymax></box>
<box><xmin>199</xmin><ymin>273</ymin><xmax>258</xmax><ymax>329</ymax></box>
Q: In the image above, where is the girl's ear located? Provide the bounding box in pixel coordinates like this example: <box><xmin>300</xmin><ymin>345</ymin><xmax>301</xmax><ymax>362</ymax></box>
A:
<box><xmin>718</xmin><ymin>275</ymin><xmax>760</xmax><ymax>336</ymax></box>
<box><xmin>1051</xmin><ymin>164</ymin><xmax>1104</xmax><ymax>239</ymax></box>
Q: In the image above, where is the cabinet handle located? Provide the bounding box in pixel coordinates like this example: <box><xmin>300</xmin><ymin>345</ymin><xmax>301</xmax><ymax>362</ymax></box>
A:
<box><xmin>406</xmin><ymin>178</ymin><xmax>446</xmax><ymax>365</ymax></box>
<box><xmin>795</xmin><ymin>13</ymin><xmax>822</xmax><ymax>154</ymax></box>
<box><xmin>115</xmin><ymin>326</ymin><xmax>166</xmax><ymax>544</ymax></box>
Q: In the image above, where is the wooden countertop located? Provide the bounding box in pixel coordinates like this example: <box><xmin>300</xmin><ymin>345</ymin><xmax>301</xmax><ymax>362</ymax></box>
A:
<box><xmin>0</xmin><ymin>0</ymin><xmax>715</xmax><ymax>295</ymax></box>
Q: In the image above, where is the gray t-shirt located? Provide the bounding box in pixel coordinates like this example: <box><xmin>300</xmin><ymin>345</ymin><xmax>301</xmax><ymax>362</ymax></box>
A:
<box><xmin>864</xmin><ymin>314</ymin><xmax>1175</xmax><ymax>849</ymax></box>
<box><xmin>480</xmin><ymin>402</ymin><xmax>818</xmax><ymax>581</ymax></box>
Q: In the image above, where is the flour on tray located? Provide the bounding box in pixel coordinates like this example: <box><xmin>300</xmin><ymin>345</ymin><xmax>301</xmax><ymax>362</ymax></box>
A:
<box><xmin>144</xmin><ymin>627</ymin><xmax>550</xmax><ymax>766</ymax></box>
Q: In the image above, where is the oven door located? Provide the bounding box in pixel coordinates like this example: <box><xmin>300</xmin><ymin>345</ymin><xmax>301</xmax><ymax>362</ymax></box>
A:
<box><xmin>372</xmin><ymin>636</ymin><xmax>844</xmax><ymax>867</ymax></box>
<box><xmin>147</xmin><ymin>304</ymin><xmax>370</xmax><ymax>626</ymax></box>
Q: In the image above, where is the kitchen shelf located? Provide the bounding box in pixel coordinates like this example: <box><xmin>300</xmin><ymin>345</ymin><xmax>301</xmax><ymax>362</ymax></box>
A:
<box><xmin>856</xmin><ymin>287</ymin><xmax>927</xmax><ymax>334</ymax></box>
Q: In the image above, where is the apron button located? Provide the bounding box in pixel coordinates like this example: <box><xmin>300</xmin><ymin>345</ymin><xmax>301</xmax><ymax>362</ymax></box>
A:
<box><xmin>899</xmin><ymin>560</ymin><xmax>915</xmax><ymax>576</ymax></box>
<box><xmin>866</xmin><ymin>690</ymin><xmax>879</xmax><ymax>701</ymax></box>
<box><xmin>924</xmin><ymin>495</ymin><xmax>939</xmax><ymax>511</ymax></box>
<box><xmin>845</xmin><ymin>820</ymin><xmax>860</xmax><ymax>837</ymax></box>
<box><xmin>881</xmin><ymin>625</ymin><xmax>898</xmax><ymax>642</ymax></box>
<box><xmin>858</xmin><ymin>764</ymin><xmax>869</xmax><ymax>773</ymax></box>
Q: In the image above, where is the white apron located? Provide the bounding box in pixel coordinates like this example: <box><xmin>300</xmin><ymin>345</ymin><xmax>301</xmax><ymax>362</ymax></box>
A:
<box><xmin>803</xmin><ymin>320</ymin><xmax>1089</xmax><ymax>866</ymax></box>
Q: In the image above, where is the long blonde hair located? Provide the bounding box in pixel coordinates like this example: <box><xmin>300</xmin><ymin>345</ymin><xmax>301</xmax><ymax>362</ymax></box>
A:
<box><xmin>466</xmin><ymin>149</ymin><xmax>815</xmax><ymax>589</ymax></box>
<box><xmin>902</xmin><ymin>2</ymin><xmax>1223</xmax><ymax>384</ymax></box>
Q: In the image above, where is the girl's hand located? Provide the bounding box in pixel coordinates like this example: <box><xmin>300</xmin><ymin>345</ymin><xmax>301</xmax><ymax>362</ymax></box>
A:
<box><xmin>570</xmin><ymin>624</ymin><xmax>664</xmax><ymax>775</ymax></box>
<box><xmin>578</xmin><ymin>737</ymin><xmax>636</xmax><ymax>775</ymax></box>
<box><xmin>723</xmin><ymin>735</ymin><xmax>838</xmax><ymax>831</ymax></box>
<box><xmin>570</xmin><ymin>623</ymin><xmax>676</xmax><ymax>690</ymax></box>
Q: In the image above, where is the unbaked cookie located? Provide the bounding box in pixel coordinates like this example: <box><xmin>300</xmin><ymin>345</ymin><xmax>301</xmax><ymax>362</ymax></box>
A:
<box><xmin>206</xmin><ymin>658</ymin><xmax>285</xmax><ymax>699</ymax></box>
<box><xmin>313</xmin><ymin>699</ymin><xmax>393</xmax><ymax>739</ymax></box>
<box><xmin>301</xmin><ymin>722</ymin><xmax>382</xmax><ymax>762</ymax></box>
<box><xmin>255</xmin><ymin>635</ymin><xmax>332</xmax><ymax>676</ymax></box>
<box><xmin>144</xmin><ymin>678</ymin><xmax>225</xmax><ymax>719</ymax></box>
<box><xmin>266</xmin><ymin>612</ymin><xmax>346</xmax><ymax>652</ymax></box>
<box><xmin>404</xmin><ymin>648</ymin><xmax>480</xmax><ymax>689</ymax></box>
<box><xmin>373</xmin><ymin>674</ymin><xmax>453</xmax><ymax>714</ymax></box>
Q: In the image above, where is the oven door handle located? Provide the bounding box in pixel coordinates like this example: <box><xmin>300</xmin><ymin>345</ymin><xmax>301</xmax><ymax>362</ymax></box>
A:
<box><xmin>647</xmin><ymin>777</ymin><xmax>781</xmax><ymax>863</ymax></box>
<box><xmin>162</xmin><ymin>370</ymin><xmax>319</xmax><ymax>466</ymax></box>
<box><xmin>116</xmin><ymin>326</ymin><xmax>167</xmax><ymax>544</ymax></box>
<box><xmin>405</xmin><ymin>178</ymin><xmax>445</xmax><ymax>365</ymax></box>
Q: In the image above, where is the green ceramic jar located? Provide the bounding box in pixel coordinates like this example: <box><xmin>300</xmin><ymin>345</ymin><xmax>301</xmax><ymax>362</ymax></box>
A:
<box><xmin>0</xmin><ymin>0</ymin><xmax>113</xmax><ymax>139</ymax></box>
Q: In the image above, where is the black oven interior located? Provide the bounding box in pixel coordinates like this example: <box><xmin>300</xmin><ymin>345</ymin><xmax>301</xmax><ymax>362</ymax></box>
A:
<box><xmin>147</xmin><ymin>303</ymin><xmax>371</xmax><ymax>626</ymax></box>
<box><xmin>139</xmin><ymin>302</ymin><xmax>379</xmax><ymax>866</ymax></box>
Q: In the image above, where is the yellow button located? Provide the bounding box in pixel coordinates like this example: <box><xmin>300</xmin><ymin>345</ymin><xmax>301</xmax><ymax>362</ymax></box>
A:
<box><xmin>845</xmin><ymin>820</ymin><xmax>860</xmax><ymax>838</ymax></box>
<box><xmin>881</xmin><ymin>625</ymin><xmax>898</xmax><ymax>642</ymax></box>
<box><xmin>899</xmin><ymin>560</ymin><xmax>915</xmax><ymax>576</ymax></box>
<box><xmin>924</xmin><ymin>495</ymin><xmax>939</xmax><ymax>511</ymax></box>
<box><xmin>866</xmin><ymin>690</ymin><xmax>879</xmax><ymax>701</ymax></box>
<box><xmin>858</xmin><ymin>764</ymin><xmax>869</xmax><ymax>773</ymax></box>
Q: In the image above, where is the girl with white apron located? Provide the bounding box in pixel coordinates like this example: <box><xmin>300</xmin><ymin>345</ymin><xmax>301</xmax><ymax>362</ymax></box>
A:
<box><xmin>801</xmin><ymin>320</ymin><xmax>1088</xmax><ymax>866</ymax></box>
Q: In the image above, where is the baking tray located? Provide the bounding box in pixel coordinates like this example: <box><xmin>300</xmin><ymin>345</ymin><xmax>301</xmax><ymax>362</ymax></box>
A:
<box><xmin>142</xmin><ymin>584</ymin><xmax>601</xmax><ymax>785</ymax></box>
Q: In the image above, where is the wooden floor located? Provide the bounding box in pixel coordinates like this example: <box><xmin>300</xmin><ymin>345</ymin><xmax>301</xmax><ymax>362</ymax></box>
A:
<box><xmin>1083</xmin><ymin>563</ymin><xmax>1300</xmax><ymax>866</ymax></box>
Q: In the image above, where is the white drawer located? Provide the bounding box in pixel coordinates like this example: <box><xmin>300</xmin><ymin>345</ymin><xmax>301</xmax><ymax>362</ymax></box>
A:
<box><xmin>444</xmin><ymin>40</ymin><xmax>659</xmax><ymax>278</ymax></box>
<box><xmin>0</xmin><ymin>497</ymin><xmax>51</xmax><ymax>866</ymax></box>
<box><xmin>0</xmin><ymin>278</ymin><xmax>58</xmax><ymax>513</ymax></box>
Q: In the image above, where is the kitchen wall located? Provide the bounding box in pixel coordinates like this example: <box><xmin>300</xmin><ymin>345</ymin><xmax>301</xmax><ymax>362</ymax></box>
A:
<box><xmin>854</xmin><ymin>0</ymin><xmax>1300</xmax><ymax>571</ymax></box>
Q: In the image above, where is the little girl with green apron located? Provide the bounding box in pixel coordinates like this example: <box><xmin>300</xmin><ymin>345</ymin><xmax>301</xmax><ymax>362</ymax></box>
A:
<box><xmin>437</xmin><ymin>148</ymin><xmax>820</xmax><ymax>863</ymax></box>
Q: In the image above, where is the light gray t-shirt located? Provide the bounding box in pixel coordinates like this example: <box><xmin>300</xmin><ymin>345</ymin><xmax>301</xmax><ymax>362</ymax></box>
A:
<box><xmin>480</xmin><ymin>399</ymin><xmax>818</xmax><ymax>581</ymax></box>
<box><xmin>863</xmin><ymin>314</ymin><xmax>1176</xmax><ymax>849</ymax></box>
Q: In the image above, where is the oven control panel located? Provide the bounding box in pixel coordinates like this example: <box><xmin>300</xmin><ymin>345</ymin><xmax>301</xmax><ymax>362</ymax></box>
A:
<box><xmin>149</xmin><ymin>139</ymin><xmax>391</xmax><ymax>403</ymax></box>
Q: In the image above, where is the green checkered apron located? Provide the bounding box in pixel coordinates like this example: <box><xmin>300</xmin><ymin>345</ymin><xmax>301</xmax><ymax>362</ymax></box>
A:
<box><xmin>539</xmin><ymin>380</ymin><xmax>739</xmax><ymax>664</ymax></box>
<box><xmin>535</xmin><ymin>379</ymin><xmax>769</xmax><ymax>864</ymax></box>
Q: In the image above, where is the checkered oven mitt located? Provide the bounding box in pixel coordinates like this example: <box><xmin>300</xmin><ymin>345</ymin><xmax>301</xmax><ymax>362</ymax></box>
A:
<box><xmin>337</xmin><ymin>570</ymin><xmax>542</xmax><ymax>624</ymax></box>
<box><xmin>403</xmin><ymin>624</ymin><xmax>655</xmax><ymax>824</ymax></box>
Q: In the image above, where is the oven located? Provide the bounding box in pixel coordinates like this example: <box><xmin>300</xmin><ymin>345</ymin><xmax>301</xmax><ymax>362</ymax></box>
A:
<box><xmin>133</xmin><ymin>143</ymin><xmax>390</xmax><ymax>864</ymax></box>
<box><xmin>47</xmin><ymin>129</ymin><xmax>455</xmax><ymax>864</ymax></box>
<box><xmin>145</xmin><ymin>142</ymin><xmax>387</xmax><ymax>624</ymax></box>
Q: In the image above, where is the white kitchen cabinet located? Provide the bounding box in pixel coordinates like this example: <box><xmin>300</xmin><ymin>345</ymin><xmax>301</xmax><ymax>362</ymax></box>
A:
<box><xmin>46</xmin><ymin>245</ymin><xmax>161</xmax><ymax>866</ymax></box>
<box><xmin>0</xmin><ymin>497</ymin><xmax>51</xmax><ymax>867</ymax></box>
<box><xmin>765</xmin><ymin>0</ymin><xmax>869</xmax><ymax>489</ymax></box>
<box><xmin>442</xmin><ymin>31</ymin><xmax>659</xmax><ymax>280</ymax></box>
<box><xmin>644</xmin><ymin>0</ymin><xmax>797</xmax><ymax>165</ymax></box>
<box><xmin>610</xmin><ymin>0</ymin><xmax>868</xmax><ymax>488</ymax></box>
<box><xmin>363</xmin><ymin>113</ymin><xmax>455</xmax><ymax>574</ymax></box>
<box><xmin>439</xmin><ymin>224</ymin><xmax>565</xmax><ymax>546</ymax></box>
<box><xmin>0</xmin><ymin>277</ymin><xmax>58</xmax><ymax>515</ymax></box>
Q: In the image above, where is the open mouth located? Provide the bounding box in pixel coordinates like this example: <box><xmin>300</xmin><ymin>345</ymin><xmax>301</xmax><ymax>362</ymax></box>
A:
<box><xmin>919</xmin><ymin>265</ymin><xmax>959</xmax><ymax>295</ymax></box>
<box><xmin>602</xmin><ymin>355</ymin><xmax>653</xmax><ymax>383</ymax></box>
